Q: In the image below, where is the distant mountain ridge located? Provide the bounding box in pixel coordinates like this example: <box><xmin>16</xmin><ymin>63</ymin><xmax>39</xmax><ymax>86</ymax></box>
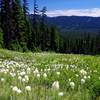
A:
<box><xmin>29</xmin><ymin>14</ymin><xmax>100</xmax><ymax>33</ymax></box>
<box><xmin>46</xmin><ymin>16</ymin><xmax>100</xmax><ymax>32</ymax></box>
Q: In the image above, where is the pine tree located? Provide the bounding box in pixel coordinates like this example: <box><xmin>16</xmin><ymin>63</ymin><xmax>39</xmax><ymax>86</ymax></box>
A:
<box><xmin>30</xmin><ymin>0</ymin><xmax>40</xmax><ymax>50</ymax></box>
<box><xmin>22</xmin><ymin>0</ymin><xmax>32</xmax><ymax>50</ymax></box>
<box><xmin>23</xmin><ymin>0</ymin><xmax>29</xmax><ymax>16</ymax></box>
<box><xmin>50</xmin><ymin>26</ymin><xmax>59</xmax><ymax>51</ymax></box>
<box><xmin>40</xmin><ymin>6</ymin><xmax>47</xmax><ymax>50</ymax></box>
<box><xmin>9</xmin><ymin>0</ymin><xmax>28</xmax><ymax>51</ymax></box>
<box><xmin>0</xmin><ymin>0</ymin><xmax>12</xmax><ymax>48</ymax></box>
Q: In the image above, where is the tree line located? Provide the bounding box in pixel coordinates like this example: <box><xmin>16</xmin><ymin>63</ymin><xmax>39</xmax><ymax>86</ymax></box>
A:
<box><xmin>63</xmin><ymin>31</ymin><xmax>100</xmax><ymax>55</ymax></box>
<box><xmin>0</xmin><ymin>0</ymin><xmax>100</xmax><ymax>55</ymax></box>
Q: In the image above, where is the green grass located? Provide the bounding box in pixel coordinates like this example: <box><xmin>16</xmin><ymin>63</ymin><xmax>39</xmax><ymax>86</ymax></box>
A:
<box><xmin>0</xmin><ymin>49</ymin><xmax>100</xmax><ymax>100</ymax></box>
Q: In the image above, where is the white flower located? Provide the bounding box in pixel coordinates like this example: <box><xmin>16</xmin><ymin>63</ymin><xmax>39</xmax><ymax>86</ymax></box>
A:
<box><xmin>22</xmin><ymin>78</ymin><xmax>26</xmax><ymax>82</ymax></box>
<box><xmin>43</xmin><ymin>73</ymin><xmax>47</xmax><ymax>78</ymax></box>
<box><xmin>1</xmin><ymin>78</ymin><xmax>5</xmax><ymax>82</ymax></box>
<box><xmin>94</xmin><ymin>70</ymin><xmax>97</xmax><ymax>73</ymax></box>
<box><xmin>25</xmin><ymin>86</ymin><xmax>31</xmax><ymax>91</ymax></box>
<box><xmin>70</xmin><ymin>82</ymin><xmax>75</xmax><ymax>89</ymax></box>
<box><xmin>27</xmin><ymin>67</ymin><xmax>31</xmax><ymax>72</ymax></box>
<box><xmin>75</xmin><ymin>74</ymin><xmax>79</xmax><ymax>77</ymax></box>
<box><xmin>10</xmin><ymin>72</ymin><xmax>16</xmax><ymax>77</ymax></box>
<box><xmin>87</xmin><ymin>76</ymin><xmax>90</xmax><ymax>79</ymax></box>
<box><xmin>12</xmin><ymin>86</ymin><xmax>22</xmax><ymax>94</ymax></box>
<box><xmin>47</xmin><ymin>68</ymin><xmax>51</xmax><ymax>71</ymax></box>
<box><xmin>52</xmin><ymin>81</ymin><xmax>59</xmax><ymax>90</ymax></box>
<box><xmin>20</xmin><ymin>71</ymin><xmax>26</xmax><ymax>76</ymax></box>
<box><xmin>80</xmin><ymin>69</ymin><xmax>87</xmax><ymax>75</ymax></box>
<box><xmin>27</xmin><ymin>67</ymin><xmax>31</xmax><ymax>74</ymax></box>
<box><xmin>84</xmin><ymin>76</ymin><xmax>87</xmax><ymax>79</ymax></box>
<box><xmin>81</xmin><ymin>79</ymin><xmax>85</xmax><ymax>84</ymax></box>
<box><xmin>18</xmin><ymin>76</ymin><xmax>22</xmax><ymax>81</ymax></box>
<box><xmin>69</xmin><ymin>78</ymin><xmax>71</xmax><ymax>82</ymax></box>
<box><xmin>56</xmin><ymin>72</ymin><xmax>60</xmax><ymax>75</ymax></box>
<box><xmin>17</xmin><ymin>89</ymin><xmax>22</xmax><ymax>94</ymax></box>
<box><xmin>58</xmin><ymin>92</ymin><xmax>64</xmax><ymax>96</ymax></box>
<box><xmin>12</xmin><ymin>86</ymin><xmax>18</xmax><ymax>91</ymax></box>
<box><xmin>24</xmin><ymin>75</ymin><xmax>29</xmax><ymax>82</ymax></box>
<box><xmin>37</xmin><ymin>73</ymin><xmax>40</xmax><ymax>78</ymax></box>
<box><xmin>33</xmin><ymin>68</ymin><xmax>39</xmax><ymax>75</ymax></box>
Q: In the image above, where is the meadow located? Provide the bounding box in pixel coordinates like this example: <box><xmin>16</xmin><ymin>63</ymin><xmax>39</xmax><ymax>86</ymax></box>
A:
<box><xmin>0</xmin><ymin>49</ymin><xmax>100</xmax><ymax>100</ymax></box>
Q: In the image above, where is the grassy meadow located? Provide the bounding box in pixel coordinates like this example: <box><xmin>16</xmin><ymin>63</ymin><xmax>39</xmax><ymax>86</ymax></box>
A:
<box><xmin>0</xmin><ymin>49</ymin><xmax>100</xmax><ymax>100</ymax></box>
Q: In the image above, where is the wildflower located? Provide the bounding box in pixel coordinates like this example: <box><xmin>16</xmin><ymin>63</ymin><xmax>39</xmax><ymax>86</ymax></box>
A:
<box><xmin>70</xmin><ymin>82</ymin><xmax>75</xmax><ymax>89</ymax></box>
<box><xmin>20</xmin><ymin>71</ymin><xmax>26</xmax><ymax>76</ymax></box>
<box><xmin>94</xmin><ymin>70</ymin><xmax>97</xmax><ymax>73</ymax></box>
<box><xmin>52</xmin><ymin>81</ymin><xmax>59</xmax><ymax>90</ymax></box>
<box><xmin>12</xmin><ymin>86</ymin><xmax>18</xmax><ymax>92</ymax></box>
<box><xmin>18</xmin><ymin>76</ymin><xmax>22</xmax><ymax>81</ymax></box>
<box><xmin>17</xmin><ymin>89</ymin><xmax>22</xmax><ymax>94</ymax></box>
<box><xmin>84</xmin><ymin>76</ymin><xmax>87</xmax><ymax>79</ymax></box>
<box><xmin>37</xmin><ymin>73</ymin><xmax>40</xmax><ymax>78</ymax></box>
<box><xmin>22</xmin><ymin>78</ymin><xmax>26</xmax><ymax>82</ymax></box>
<box><xmin>25</xmin><ymin>86</ymin><xmax>31</xmax><ymax>91</ymax></box>
<box><xmin>27</xmin><ymin>68</ymin><xmax>31</xmax><ymax>74</ymax></box>
<box><xmin>80</xmin><ymin>69</ymin><xmax>87</xmax><ymax>75</ymax></box>
<box><xmin>12</xmin><ymin>86</ymin><xmax>22</xmax><ymax>94</ymax></box>
<box><xmin>47</xmin><ymin>68</ymin><xmax>51</xmax><ymax>71</ymax></box>
<box><xmin>1</xmin><ymin>78</ymin><xmax>5</xmax><ymax>82</ymax></box>
<box><xmin>56</xmin><ymin>72</ymin><xmax>60</xmax><ymax>75</ymax></box>
<box><xmin>33</xmin><ymin>68</ymin><xmax>39</xmax><ymax>75</ymax></box>
<box><xmin>10</xmin><ymin>72</ymin><xmax>16</xmax><ymax>77</ymax></box>
<box><xmin>24</xmin><ymin>75</ymin><xmax>29</xmax><ymax>82</ymax></box>
<box><xmin>87</xmin><ymin>76</ymin><xmax>90</xmax><ymax>79</ymax></box>
<box><xmin>43</xmin><ymin>73</ymin><xmax>47</xmax><ymax>78</ymax></box>
<box><xmin>69</xmin><ymin>78</ymin><xmax>71</xmax><ymax>82</ymax></box>
<box><xmin>81</xmin><ymin>79</ymin><xmax>85</xmax><ymax>84</ymax></box>
<box><xmin>75</xmin><ymin>74</ymin><xmax>78</xmax><ymax>77</ymax></box>
<box><xmin>58</xmin><ymin>92</ymin><xmax>64</xmax><ymax>96</ymax></box>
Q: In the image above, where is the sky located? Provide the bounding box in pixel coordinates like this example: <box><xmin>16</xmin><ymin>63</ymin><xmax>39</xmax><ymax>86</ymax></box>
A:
<box><xmin>29</xmin><ymin>0</ymin><xmax>100</xmax><ymax>17</ymax></box>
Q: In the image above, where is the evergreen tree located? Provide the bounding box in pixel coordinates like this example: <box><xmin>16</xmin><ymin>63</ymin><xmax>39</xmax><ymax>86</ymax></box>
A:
<box><xmin>0</xmin><ymin>0</ymin><xmax>12</xmax><ymax>48</ymax></box>
<box><xmin>40</xmin><ymin>6</ymin><xmax>47</xmax><ymax>50</ymax></box>
<box><xmin>22</xmin><ymin>0</ymin><xmax>32</xmax><ymax>50</ymax></box>
<box><xmin>0</xmin><ymin>27</ymin><xmax>3</xmax><ymax>48</ymax></box>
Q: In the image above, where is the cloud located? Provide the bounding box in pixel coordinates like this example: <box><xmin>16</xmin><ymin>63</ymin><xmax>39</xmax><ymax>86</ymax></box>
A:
<box><xmin>46</xmin><ymin>8</ymin><xmax>100</xmax><ymax>17</ymax></box>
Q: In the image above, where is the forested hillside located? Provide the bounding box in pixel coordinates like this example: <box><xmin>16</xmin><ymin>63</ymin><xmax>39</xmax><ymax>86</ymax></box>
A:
<box><xmin>45</xmin><ymin>16</ymin><xmax>100</xmax><ymax>32</ymax></box>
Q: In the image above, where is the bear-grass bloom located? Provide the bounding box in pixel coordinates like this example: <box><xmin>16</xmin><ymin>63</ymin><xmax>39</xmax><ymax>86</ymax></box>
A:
<box><xmin>12</xmin><ymin>86</ymin><xmax>22</xmax><ymax>94</ymax></box>
<box><xmin>70</xmin><ymin>82</ymin><xmax>75</xmax><ymax>89</ymax></box>
<box><xmin>25</xmin><ymin>86</ymin><xmax>31</xmax><ymax>91</ymax></box>
<box><xmin>58</xmin><ymin>92</ymin><xmax>64</xmax><ymax>96</ymax></box>
<box><xmin>1</xmin><ymin>78</ymin><xmax>5</xmax><ymax>82</ymax></box>
<box><xmin>80</xmin><ymin>69</ymin><xmax>87</xmax><ymax>75</ymax></box>
<box><xmin>56</xmin><ymin>72</ymin><xmax>60</xmax><ymax>75</ymax></box>
<box><xmin>52</xmin><ymin>81</ymin><xmax>59</xmax><ymax>90</ymax></box>
<box><xmin>43</xmin><ymin>73</ymin><xmax>47</xmax><ymax>78</ymax></box>
<box><xmin>81</xmin><ymin>79</ymin><xmax>85</xmax><ymax>84</ymax></box>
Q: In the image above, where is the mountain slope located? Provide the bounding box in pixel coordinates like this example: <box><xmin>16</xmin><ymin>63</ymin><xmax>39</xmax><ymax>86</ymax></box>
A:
<box><xmin>46</xmin><ymin>16</ymin><xmax>100</xmax><ymax>32</ymax></box>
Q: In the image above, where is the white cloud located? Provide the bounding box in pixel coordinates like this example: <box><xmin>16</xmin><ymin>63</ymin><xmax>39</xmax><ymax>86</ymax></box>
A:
<box><xmin>46</xmin><ymin>8</ymin><xmax>100</xmax><ymax>17</ymax></box>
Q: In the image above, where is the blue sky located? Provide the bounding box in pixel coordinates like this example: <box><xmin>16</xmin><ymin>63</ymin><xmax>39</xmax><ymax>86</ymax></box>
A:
<box><xmin>29</xmin><ymin>0</ymin><xmax>100</xmax><ymax>17</ymax></box>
